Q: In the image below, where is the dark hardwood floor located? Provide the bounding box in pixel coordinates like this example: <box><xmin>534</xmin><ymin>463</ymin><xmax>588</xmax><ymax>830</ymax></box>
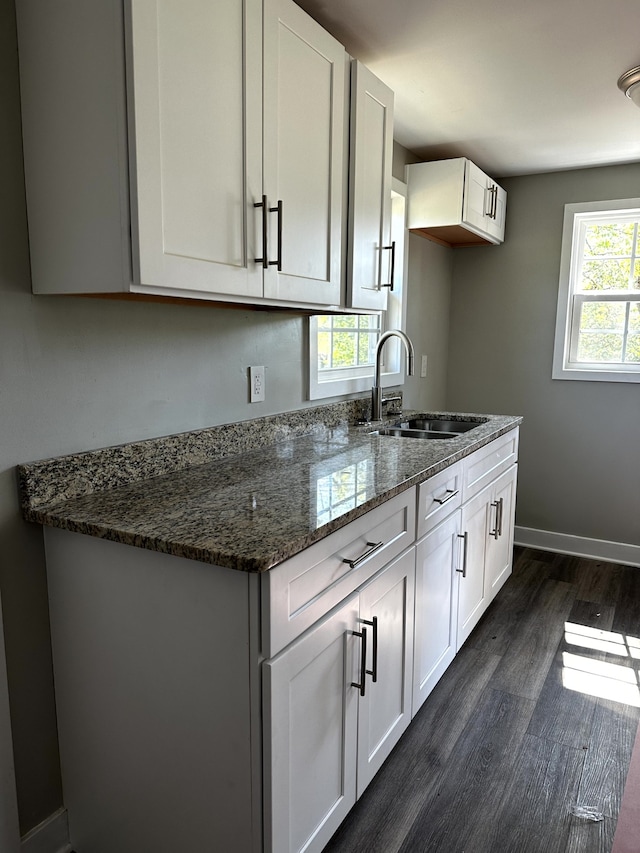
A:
<box><xmin>325</xmin><ymin>547</ymin><xmax>640</xmax><ymax>853</ymax></box>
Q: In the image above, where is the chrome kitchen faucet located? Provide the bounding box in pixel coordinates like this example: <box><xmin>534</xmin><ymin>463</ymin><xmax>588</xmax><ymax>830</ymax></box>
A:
<box><xmin>371</xmin><ymin>330</ymin><xmax>415</xmax><ymax>421</ymax></box>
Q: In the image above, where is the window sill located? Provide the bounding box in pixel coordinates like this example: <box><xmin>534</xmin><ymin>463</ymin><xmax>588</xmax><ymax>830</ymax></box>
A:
<box><xmin>552</xmin><ymin>364</ymin><xmax>640</xmax><ymax>383</ymax></box>
<box><xmin>309</xmin><ymin>368</ymin><xmax>403</xmax><ymax>401</ymax></box>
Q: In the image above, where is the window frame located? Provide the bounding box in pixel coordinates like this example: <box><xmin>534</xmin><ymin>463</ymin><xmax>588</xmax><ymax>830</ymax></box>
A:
<box><xmin>308</xmin><ymin>178</ymin><xmax>408</xmax><ymax>400</ymax></box>
<box><xmin>552</xmin><ymin>198</ymin><xmax>640</xmax><ymax>383</ymax></box>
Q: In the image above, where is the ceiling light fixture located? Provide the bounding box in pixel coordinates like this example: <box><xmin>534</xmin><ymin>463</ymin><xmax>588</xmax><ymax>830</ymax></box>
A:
<box><xmin>617</xmin><ymin>66</ymin><xmax>640</xmax><ymax>107</ymax></box>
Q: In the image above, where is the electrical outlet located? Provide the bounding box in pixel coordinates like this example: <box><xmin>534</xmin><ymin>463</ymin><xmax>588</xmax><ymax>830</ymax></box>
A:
<box><xmin>420</xmin><ymin>354</ymin><xmax>428</xmax><ymax>378</ymax></box>
<box><xmin>249</xmin><ymin>366</ymin><xmax>265</xmax><ymax>402</ymax></box>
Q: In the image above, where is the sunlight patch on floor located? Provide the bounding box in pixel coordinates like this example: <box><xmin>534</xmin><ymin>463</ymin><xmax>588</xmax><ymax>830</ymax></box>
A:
<box><xmin>562</xmin><ymin>623</ymin><xmax>640</xmax><ymax>707</ymax></box>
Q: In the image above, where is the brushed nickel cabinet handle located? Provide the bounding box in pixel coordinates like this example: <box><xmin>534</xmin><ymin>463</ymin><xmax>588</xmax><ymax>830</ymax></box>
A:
<box><xmin>497</xmin><ymin>497</ymin><xmax>504</xmax><ymax>536</ymax></box>
<box><xmin>268</xmin><ymin>200</ymin><xmax>283</xmax><ymax>271</ymax></box>
<box><xmin>342</xmin><ymin>541</ymin><xmax>384</xmax><ymax>569</ymax></box>
<box><xmin>456</xmin><ymin>532</ymin><xmax>468</xmax><ymax>577</ymax></box>
<box><xmin>254</xmin><ymin>195</ymin><xmax>268</xmax><ymax>269</ymax></box>
<box><xmin>362</xmin><ymin>617</ymin><xmax>378</xmax><ymax>683</ymax></box>
<box><xmin>381</xmin><ymin>241</ymin><xmax>396</xmax><ymax>290</ymax></box>
<box><xmin>490</xmin><ymin>500</ymin><xmax>500</xmax><ymax>539</ymax></box>
<box><xmin>434</xmin><ymin>488</ymin><xmax>459</xmax><ymax>506</ymax></box>
<box><xmin>351</xmin><ymin>627</ymin><xmax>368</xmax><ymax>697</ymax></box>
<box><xmin>484</xmin><ymin>185</ymin><xmax>493</xmax><ymax>218</ymax></box>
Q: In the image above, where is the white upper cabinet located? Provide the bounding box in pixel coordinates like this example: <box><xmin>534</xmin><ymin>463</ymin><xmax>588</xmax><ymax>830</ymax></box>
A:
<box><xmin>262</xmin><ymin>0</ymin><xmax>347</xmax><ymax>307</ymax></box>
<box><xmin>129</xmin><ymin>0</ymin><xmax>263</xmax><ymax>299</ymax></box>
<box><xmin>17</xmin><ymin>0</ymin><xmax>347</xmax><ymax>309</ymax></box>
<box><xmin>346</xmin><ymin>61</ymin><xmax>394</xmax><ymax>311</ymax></box>
<box><xmin>406</xmin><ymin>157</ymin><xmax>507</xmax><ymax>248</ymax></box>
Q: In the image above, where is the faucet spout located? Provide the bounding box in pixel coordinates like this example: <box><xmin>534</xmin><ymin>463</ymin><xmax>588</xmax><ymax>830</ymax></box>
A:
<box><xmin>371</xmin><ymin>330</ymin><xmax>415</xmax><ymax>421</ymax></box>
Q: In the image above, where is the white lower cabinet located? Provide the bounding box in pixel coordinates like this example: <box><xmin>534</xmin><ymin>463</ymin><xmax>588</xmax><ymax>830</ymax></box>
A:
<box><xmin>263</xmin><ymin>595</ymin><xmax>359</xmax><ymax>853</ymax></box>
<box><xmin>413</xmin><ymin>428</ymin><xmax>519</xmax><ymax>710</ymax></box>
<box><xmin>40</xmin><ymin>430</ymin><xmax>519</xmax><ymax>853</ymax></box>
<box><xmin>457</xmin><ymin>484</ymin><xmax>491</xmax><ymax>648</ymax></box>
<box><xmin>484</xmin><ymin>464</ymin><xmax>518</xmax><ymax>599</ymax></box>
<box><xmin>457</xmin><ymin>460</ymin><xmax>518</xmax><ymax>650</ymax></box>
<box><xmin>356</xmin><ymin>549</ymin><xmax>415</xmax><ymax>795</ymax></box>
<box><xmin>263</xmin><ymin>548</ymin><xmax>415</xmax><ymax>853</ymax></box>
<box><xmin>413</xmin><ymin>511</ymin><xmax>461</xmax><ymax>714</ymax></box>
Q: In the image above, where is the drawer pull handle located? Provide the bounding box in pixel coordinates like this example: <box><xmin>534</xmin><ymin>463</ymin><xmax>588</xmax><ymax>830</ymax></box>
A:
<box><xmin>433</xmin><ymin>488</ymin><xmax>459</xmax><ymax>506</ymax></box>
<box><xmin>456</xmin><ymin>532</ymin><xmax>468</xmax><ymax>577</ymax></box>
<box><xmin>497</xmin><ymin>497</ymin><xmax>504</xmax><ymax>537</ymax></box>
<box><xmin>490</xmin><ymin>501</ymin><xmax>500</xmax><ymax>539</ymax></box>
<box><xmin>342</xmin><ymin>541</ymin><xmax>384</xmax><ymax>569</ymax></box>
<box><xmin>362</xmin><ymin>617</ymin><xmax>378</xmax><ymax>683</ymax></box>
<box><xmin>351</xmin><ymin>627</ymin><xmax>368</xmax><ymax>697</ymax></box>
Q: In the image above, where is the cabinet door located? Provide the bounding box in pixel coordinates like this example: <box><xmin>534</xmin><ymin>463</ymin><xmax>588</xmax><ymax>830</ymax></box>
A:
<box><xmin>457</xmin><ymin>483</ymin><xmax>491</xmax><ymax>649</ymax></box>
<box><xmin>128</xmin><ymin>0</ymin><xmax>263</xmax><ymax>298</ymax></box>
<box><xmin>484</xmin><ymin>464</ymin><xmax>517</xmax><ymax>601</ymax></box>
<box><xmin>263</xmin><ymin>0</ymin><xmax>347</xmax><ymax>306</ymax></box>
<box><xmin>346</xmin><ymin>61</ymin><xmax>394</xmax><ymax>311</ymax></box>
<box><xmin>357</xmin><ymin>548</ymin><xmax>414</xmax><ymax>796</ymax></box>
<box><xmin>463</xmin><ymin>160</ymin><xmax>505</xmax><ymax>244</ymax></box>
<box><xmin>462</xmin><ymin>159</ymin><xmax>492</xmax><ymax>237</ymax></box>
<box><xmin>263</xmin><ymin>597</ymin><xmax>359</xmax><ymax>853</ymax></box>
<box><xmin>413</xmin><ymin>512</ymin><xmax>461</xmax><ymax>714</ymax></box>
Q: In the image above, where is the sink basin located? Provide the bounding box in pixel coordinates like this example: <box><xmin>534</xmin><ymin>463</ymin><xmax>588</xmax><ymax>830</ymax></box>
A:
<box><xmin>395</xmin><ymin>418</ymin><xmax>481</xmax><ymax>434</ymax></box>
<box><xmin>372</xmin><ymin>427</ymin><xmax>458</xmax><ymax>439</ymax></box>
<box><xmin>371</xmin><ymin>416</ymin><xmax>485</xmax><ymax>440</ymax></box>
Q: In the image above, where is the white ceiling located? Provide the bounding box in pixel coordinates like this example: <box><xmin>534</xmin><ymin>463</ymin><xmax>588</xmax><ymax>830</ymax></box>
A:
<box><xmin>295</xmin><ymin>0</ymin><xmax>640</xmax><ymax>178</ymax></box>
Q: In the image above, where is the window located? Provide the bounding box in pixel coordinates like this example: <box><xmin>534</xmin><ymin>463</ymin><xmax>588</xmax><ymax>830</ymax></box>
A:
<box><xmin>309</xmin><ymin>180</ymin><xmax>408</xmax><ymax>399</ymax></box>
<box><xmin>553</xmin><ymin>199</ymin><xmax>640</xmax><ymax>383</ymax></box>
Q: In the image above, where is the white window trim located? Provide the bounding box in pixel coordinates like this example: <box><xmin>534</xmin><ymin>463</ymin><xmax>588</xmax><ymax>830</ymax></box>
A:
<box><xmin>552</xmin><ymin>198</ymin><xmax>640</xmax><ymax>383</ymax></box>
<box><xmin>308</xmin><ymin>178</ymin><xmax>408</xmax><ymax>400</ymax></box>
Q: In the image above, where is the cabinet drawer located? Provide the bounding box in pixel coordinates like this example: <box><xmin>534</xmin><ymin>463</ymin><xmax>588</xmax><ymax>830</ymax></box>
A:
<box><xmin>262</xmin><ymin>488</ymin><xmax>416</xmax><ymax>658</ymax></box>
<box><xmin>416</xmin><ymin>461</ymin><xmax>463</xmax><ymax>540</ymax></box>
<box><xmin>462</xmin><ymin>428</ymin><xmax>519</xmax><ymax>502</ymax></box>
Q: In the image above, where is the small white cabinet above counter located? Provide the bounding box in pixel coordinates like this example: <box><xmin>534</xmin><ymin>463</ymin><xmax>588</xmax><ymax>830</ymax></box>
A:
<box><xmin>406</xmin><ymin>157</ymin><xmax>507</xmax><ymax>247</ymax></box>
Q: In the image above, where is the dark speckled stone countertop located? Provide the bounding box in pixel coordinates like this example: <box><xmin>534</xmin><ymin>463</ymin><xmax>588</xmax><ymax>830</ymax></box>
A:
<box><xmin>18</xmin><ymin>401</ymin><xmax>521</xmax><ymax>572</ymax></box>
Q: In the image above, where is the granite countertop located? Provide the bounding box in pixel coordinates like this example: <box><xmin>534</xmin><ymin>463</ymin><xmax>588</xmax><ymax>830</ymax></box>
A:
<box><xmin>18</xmin><ymin>402</ymin><xmax>522</xmax><ymax>572</ymax></box>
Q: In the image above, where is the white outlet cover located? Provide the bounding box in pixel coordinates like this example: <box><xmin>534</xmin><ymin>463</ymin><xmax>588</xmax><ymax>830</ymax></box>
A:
<box><xmin>249</xmin><ymin>365</ymin><xmax>265</xmax><ymax>402</ymax></box>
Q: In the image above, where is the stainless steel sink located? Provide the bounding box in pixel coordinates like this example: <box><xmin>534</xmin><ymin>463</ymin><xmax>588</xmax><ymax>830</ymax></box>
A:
<box><xmin>371</xmin><ymin>417</ymin><xmax>486</xmax><ymax>440</ymax></box>
<box><xmin>395</xmin><ymin>418</ymin><xmax>481</xmax><ymax>433</ymax></box>
<box><xmin>373</xmin><ymin>427</ymin><xmax>456</xmax><ymax>439</ymax></box>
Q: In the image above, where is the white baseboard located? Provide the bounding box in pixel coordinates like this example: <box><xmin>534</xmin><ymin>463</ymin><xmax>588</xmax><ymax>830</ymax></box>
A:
<box><xmin>514</xmin><ymin>526</ymin><xmax>640</xmax><ymax>568</ymax></box>
<box><xmin>21</xmin><ymin>808</ymin><xmax>71</xmax><ymax>853</ymax></box>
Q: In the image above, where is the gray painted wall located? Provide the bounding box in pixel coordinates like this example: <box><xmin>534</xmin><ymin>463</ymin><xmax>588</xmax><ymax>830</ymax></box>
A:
<box><xmin>447</xmin><ymin>164</ymin><xmax>640</xmax><ymax>549</ymax></box>
<box><xmin>0</xmin><ymin>1</ymin><xmax>446</xmax><ymax>834</ymax></box>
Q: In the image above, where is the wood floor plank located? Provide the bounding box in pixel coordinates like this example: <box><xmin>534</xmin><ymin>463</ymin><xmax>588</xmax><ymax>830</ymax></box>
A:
<box><xmin>611</xmin><ymin>565</ymin><xmax>640</xmax><ymax>637</ymax></box>
<box><xmin>467</xmin><ymin>556</ymin><xmax>552</xmax><ymax>656</ymax></box>
<box><xmin>577</xmin><ymin>697</ymin><xmax>640</xmax><ymax>819</ymax></box>
<box><xmin>526</xmin><ymin>600</ymin><xmax>615</xmax><ymax>749</ymax></box>
<box><xmin>548</xmin><ymin>553</ymin><xmax>583</xmax><ymax>584</ymax></box>
<box><xmin>573</xmin><ymin>558</ymin><xmax>623</xmax><ymax>607</ymax></box>
<box><xmin>564</xmin><ymin>700</ymin><xmax>640</xmax><ymax>852</ymax></box>
<box><xmin>397</xmin><ymin>688</ymin><xmax>536</xmax><ymax>853</ymax></box>
<box><xmin>466</xmin><ymin>733</ymin><xmax>585</xmax><ymax>853</ymax></box>
<box><xmin>513</xmin><ymin>546</ymin><xmax>557</xmax><ymax>566</ymax></box>
<box><xmin>324</xmin><ymin>648</ymin><xmax>502</xmax><ymax>853</ymax></box>
<box><xmin>565</xmin><ymin>809</ymin><xmax>617</xmax><ymax>853</ymax></box>
<box><xmin>488</xmin><ymin>579</ymin><xmax>577</xmax><ymax>701</ymax></box>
